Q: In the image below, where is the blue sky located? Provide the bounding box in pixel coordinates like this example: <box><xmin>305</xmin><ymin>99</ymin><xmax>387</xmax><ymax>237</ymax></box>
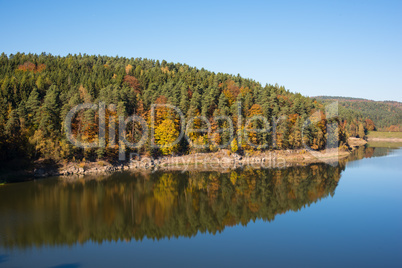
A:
<box><xmin>0</xmin><ymin>0</ymin><xmax>401</xmax><ymax>101</ymax></box>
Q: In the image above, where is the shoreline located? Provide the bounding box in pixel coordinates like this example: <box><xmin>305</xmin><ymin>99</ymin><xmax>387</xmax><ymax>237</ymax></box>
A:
<box><xmin>32</xmin><ymin>148</ymin><xmax>351</xmax><ymax>179</ymax></box>
<box><xmin>347</xmin><ymin>137</ymin><xmax>368</xmax><ymax>147</ymax></box>
<box><xmin>367</xmin><ymin>137</ymin><xmax>402</xmax><ymax>142</ymax></box>
<box><xmin>1</xmin><ymin>139</ymin><xmax>369</xmax><ymax>182</ymax></box>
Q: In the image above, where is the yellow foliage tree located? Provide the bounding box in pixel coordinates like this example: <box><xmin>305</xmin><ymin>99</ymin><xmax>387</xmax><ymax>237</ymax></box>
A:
<box><xmin>155</xmin><ymin>119</ymin><xmax>179</xmax><ymax>155</ymax></box>
<box><xmin>125</xmin><ymin>64</ymin><xmax>133</xmax><ymax>74</ymax></box>
<box><xmin>246</xmin><ymin>104</ymin><xmax>264</xmax><ymax>148</ymax></box>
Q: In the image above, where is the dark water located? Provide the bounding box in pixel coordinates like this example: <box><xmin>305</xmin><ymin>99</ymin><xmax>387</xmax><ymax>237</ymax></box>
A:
<box><xmin>0</xmin><ymin>147</ymin><xmax>401</xmax><ymax>268</ymax></box>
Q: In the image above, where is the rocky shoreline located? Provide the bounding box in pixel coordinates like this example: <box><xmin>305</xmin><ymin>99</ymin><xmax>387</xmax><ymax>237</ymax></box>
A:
<box><xmin>1</xmin><ymin>139</ymin><xmax>367</xmax><ymax>182</ymax></box>
<box><xmin>32</xmin><ymin>147</ymin><xmax>352</xmax><ymax>179</ymax></box>
<box><xmin>347</xmin><ymin>137</ymin><xmax>368</xmax><ymax>147</ymax></box>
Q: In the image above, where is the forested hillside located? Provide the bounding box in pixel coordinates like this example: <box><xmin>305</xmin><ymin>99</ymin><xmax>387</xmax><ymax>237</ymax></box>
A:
<box><xmin>314</xmin><ymin>96</ymin><xmax>402</xmax><ymax>131</ymax></box>
<box><xmin>0</xmin><ymin>53</ymin><xmax>366</xmax><ymax>164</ymax></box>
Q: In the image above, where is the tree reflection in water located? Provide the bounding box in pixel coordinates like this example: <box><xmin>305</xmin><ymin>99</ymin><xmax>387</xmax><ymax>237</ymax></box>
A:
<box><xmin>0</xmin><ymin>146</ymin><xmax>396</xmax><ymax>248</ymax></box>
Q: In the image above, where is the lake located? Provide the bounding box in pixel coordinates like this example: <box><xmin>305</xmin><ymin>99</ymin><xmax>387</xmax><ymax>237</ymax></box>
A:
<box><xmin>1</xmin><ymin>146</ymin><xmax>401</xmax><ymax>268</ymax></box>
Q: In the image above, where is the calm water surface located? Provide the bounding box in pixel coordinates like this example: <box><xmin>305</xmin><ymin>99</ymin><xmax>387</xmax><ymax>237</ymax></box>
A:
<box><xmin>0</xmin><ymin>146</ymin><xmax>401</xmax><ymax>268</ymax></box>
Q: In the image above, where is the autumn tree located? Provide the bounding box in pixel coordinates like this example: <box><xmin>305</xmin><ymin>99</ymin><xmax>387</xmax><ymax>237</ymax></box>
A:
<box><xmin>155</xmin><ymin>119</ymin><xmax>179</xmax><ymax>155</ymax></box>
<box><xmin>358</xmin><ymin>123</ymin><xmax>365</xmax><ymax>139</ymax></box>
<box><xmin>365</xmin><ymin>118</ymin><xmax>375</xmax><ymax>131</ymax></box>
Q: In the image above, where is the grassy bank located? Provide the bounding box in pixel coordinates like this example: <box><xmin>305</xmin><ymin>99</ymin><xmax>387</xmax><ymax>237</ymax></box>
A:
<box><xmin>367</xmin><ymin>131</ymin><xmax>402</xmax><ymax>139</ymax></box>
<box><xmin>367</xmin><ymin>141</ymin><xmax>402</xmax><ymax>148</ymax></box>
<box><xmin>366</xmin><ymin>131</ymin><xmax>402</xmax><ymax>145</ymax></box>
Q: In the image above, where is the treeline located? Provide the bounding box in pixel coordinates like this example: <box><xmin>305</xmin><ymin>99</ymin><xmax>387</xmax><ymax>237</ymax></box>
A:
<box><xmin>0</xmin><ymin>53</ymin><xmax>367</xmax><ymax>164</ymax></box>
<box><xmin>315</xmin><ymin>96</ymin><xmax>402</xmax><ymax>131</ymax></box>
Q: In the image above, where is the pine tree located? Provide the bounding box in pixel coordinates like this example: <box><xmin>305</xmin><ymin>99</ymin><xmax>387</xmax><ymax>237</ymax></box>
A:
<box><xmin>26</xmin><ymin>88</ymin><xmax>41</xmax><ymax>127</ymax></box>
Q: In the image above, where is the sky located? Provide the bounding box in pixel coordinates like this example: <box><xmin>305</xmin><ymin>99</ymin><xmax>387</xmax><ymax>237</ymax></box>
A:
<box><xmin>0</xmin><ymin>0</ymin><xmax>401</xmax><ymax>101</ymax></box>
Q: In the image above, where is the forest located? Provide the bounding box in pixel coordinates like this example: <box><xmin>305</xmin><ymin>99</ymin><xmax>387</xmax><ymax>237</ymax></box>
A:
<box><xmin>0</xmin><ymin>53</ymin><xmax>371</xmax><ymax>165</ymax></box>
<box><xmin>315</xmin><ymin>96</ymin><xmax>402</xmax><ymax>131</ymax></box>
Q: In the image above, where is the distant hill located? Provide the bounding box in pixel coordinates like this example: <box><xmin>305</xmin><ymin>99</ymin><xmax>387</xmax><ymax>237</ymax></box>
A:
<box><xmin>313</xmin><ymin>96</ymin><xmax>402</xmax><ymax>131</ymax></box>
